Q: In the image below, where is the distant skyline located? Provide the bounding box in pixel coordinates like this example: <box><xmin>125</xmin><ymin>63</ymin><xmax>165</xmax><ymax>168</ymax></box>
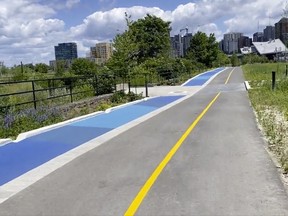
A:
<box><xmin>0</xmin><ymin>0</ymin><xmax>286</xmax><ymax>66</ymax></box>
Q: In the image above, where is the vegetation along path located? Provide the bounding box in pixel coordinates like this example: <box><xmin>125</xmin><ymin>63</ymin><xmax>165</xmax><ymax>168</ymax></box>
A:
<box><xmin>1</xmin><ymin>67</ymin><xmax>288</xmax><ymax>215</ymax></box>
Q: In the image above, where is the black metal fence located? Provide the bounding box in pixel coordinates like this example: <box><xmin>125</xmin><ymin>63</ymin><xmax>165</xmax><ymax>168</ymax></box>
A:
<box><xmin>0</xmin><ymin>70</ymin><xmax>193</xmax><ymax>113</ymax></box>
<box><xmin>0</xmin><ymin>74</ymin><xmax>116</xmax><ymax>112</ymax></box>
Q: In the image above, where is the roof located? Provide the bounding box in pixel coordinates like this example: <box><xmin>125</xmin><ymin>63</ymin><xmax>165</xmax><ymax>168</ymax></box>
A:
<box><xmin>277</xmin><ymin>17</ymin><xmax>288</xmax><ymax>24</ymax></box>
<box><xmin>252</xmin><ymin>39</ymin><xmax>287</xmax><ymax>55</ymax></box>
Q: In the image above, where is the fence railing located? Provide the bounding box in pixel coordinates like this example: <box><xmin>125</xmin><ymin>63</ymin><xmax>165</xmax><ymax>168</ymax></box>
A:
<box><xmin>0</xmin><ymin>74</ymin><xmax>116</xmax><ymax>112</ymax></box>
<box><xmin>0</xmin><ymin>70</ymin><xmax>193</xmax><ymax>112</ymax></box>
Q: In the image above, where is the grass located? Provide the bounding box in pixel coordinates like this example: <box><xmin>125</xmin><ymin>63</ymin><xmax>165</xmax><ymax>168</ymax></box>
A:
<box><xmin>243</xmin><ymin>63</ymin><xmax>288</xmax><ymax>173</ymax></box>
<box><xmin>0</xmin><ymin>91</ymin><xmax>143</xmax><ymax>140</ymax></box>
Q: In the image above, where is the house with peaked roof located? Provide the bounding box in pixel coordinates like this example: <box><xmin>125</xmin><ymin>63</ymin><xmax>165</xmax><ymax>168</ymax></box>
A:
<box><xmin>252</xmin><ymin>39</ymin><xmax>287</xmax><ymax>60</ymax></box>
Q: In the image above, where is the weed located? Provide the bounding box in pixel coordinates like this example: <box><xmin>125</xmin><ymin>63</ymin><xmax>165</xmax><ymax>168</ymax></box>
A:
<box><xmin>243</xmin><ymin>63</ymin><xmax>288</xmax><ymax>173</ymax></box>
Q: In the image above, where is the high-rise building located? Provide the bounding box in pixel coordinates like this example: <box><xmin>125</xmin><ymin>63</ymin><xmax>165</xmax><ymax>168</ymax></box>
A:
<box><xmin>89</xmin><ymin>42</ymin><xmax>113</xmax><ymax>64</ymax></box>
<box><xmin>182</xmin><ymin>33</ymin><xmax>193</xmax><ymax>56</ymax></box>
<box><xmin>54</xmin><ymin>42</ymin><xmax>78</xmax><ymax>61</ymax></box>
<box><xmin>238</xmin><ymin>36</ymin><xmax>252</xmax><ymax>49</ymax></box>
<box><xmin>275</xmin><ymin>17</ymin><xmax>288</xmax><ymax>44</ymax></box>
<box><xmin>170</xmin><ymin>32</ymin><xmax>192</xmax><ymax>58</ymax></box>
<box><xmin>223</xmin><ymin>32</ymin><xmax>243</xmax><ymax>54</ymax></box>
<box><xmin>263</xmin><ymin>26</ymin><xmax>275</xmax><ymax>41</ymax></box>
<box><xmin>253</xmin><ymin>32</ymin><xmax>264</xmax><ymax>42</ymax></box>
<box><xmin>170</xmin><ymin>34</ymin><xmax>182</xmax><ymax>58</ymax></box>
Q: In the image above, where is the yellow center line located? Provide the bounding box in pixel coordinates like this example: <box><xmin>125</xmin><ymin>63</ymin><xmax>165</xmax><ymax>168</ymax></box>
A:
<box><xmin>124</xmin><ymin>92</ymin><xmax>221</xmax><ymax>216</ymax></box>
<box><xmin>224</xmin><ymin>68</ymin><xmax>235</xmax><ymax>84</ymax></box>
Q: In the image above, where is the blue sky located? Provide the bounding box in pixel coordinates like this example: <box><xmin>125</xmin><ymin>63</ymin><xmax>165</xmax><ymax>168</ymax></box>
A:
<box><xmin>54</xmin><ymin>0</ymin><xmax>194</xmax><ymax>28</ymax></box>
<box><xmin>0</xmin><ymin>0</ymin><xmax>285</xmax><ymax>66</ymax></box>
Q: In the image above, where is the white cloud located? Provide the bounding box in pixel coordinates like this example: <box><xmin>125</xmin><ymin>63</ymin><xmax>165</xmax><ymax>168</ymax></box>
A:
<box><xmin>0</xmin><ymin>0</ymin><xmax>287</xmax><ymax>66</ymax></box>
<box><xmin>66</xmin><ymin>0</ymin><xmax>81</xmax><ymax>9</ymax></box>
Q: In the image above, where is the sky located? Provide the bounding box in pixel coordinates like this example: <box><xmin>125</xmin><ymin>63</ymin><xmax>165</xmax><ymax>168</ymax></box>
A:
<box><xmin>0</xmin><ymin>0</ymin><xmax>286</xmax><ymax>67</ymax></box>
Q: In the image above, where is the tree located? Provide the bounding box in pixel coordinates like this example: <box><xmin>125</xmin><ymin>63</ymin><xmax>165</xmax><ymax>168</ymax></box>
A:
<box><xmin>213</xmin><ymin>51</ymin><xmax>230</xmax><ymax>67</ymax></box>
<box><xmin>35</xmin><ymin>63</ymin><xmax>48</xmax><ymax>73</ymax></box>
<box><xmin>55</xmin><ymin>60</ymin><xmax>67</xmax><ymax>76</ymax></box>
<box><xmin>186</xmin><ymin>32</ymin><xmax>220</xmax><ymax>68</ymax></box>
<box><xmin>108</xmin><ymin>13</ymin><xmax>171</xmax><ymax>76</ymax></box>
<box><xmin>129</xmin><ymin>14</ymin><xmax>171</xmax><ymax>63</ymax></box>
<box><xmin>107</xmin><ymin>30</ymin><xmax>137</xmax><ymax>78</ymax></box>
<box><xmin>70</xmin><ymin>58</ymin><xmax>97</xmax><ymax>76</ymax></box>
<box><xmin>230</xmin><ymin>53</ymin><xmax>240</xmax><ymax>67</ymax></box>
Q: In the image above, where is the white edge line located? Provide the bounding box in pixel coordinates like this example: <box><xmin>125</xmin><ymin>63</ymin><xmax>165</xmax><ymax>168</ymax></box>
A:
<box><xmin>181</xmin><ymin>67</ymin><xmax>227</xmax><ymax>86</ymax></box>
<box><xmin>0</xmin><ymin>86</ymin><xmax>205</xmax><ymax>204</ymax></box>
<box><xmin>0</xmin><ymin>67</ymin><xmax>228</xmax><ymax>203</ymax></box>
<box><xmin>1</xmin><ymin>97</ymin><xmax>157</xmax><ymax>145</ymax></box>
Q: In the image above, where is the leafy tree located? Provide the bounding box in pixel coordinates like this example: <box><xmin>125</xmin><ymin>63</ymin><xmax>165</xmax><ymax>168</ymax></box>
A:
<box><xmin>108</xmin><ymin>13</ymin><xmax>171</xmax><ymax>77</ymax></box>
<box><xmin>24</xmin><ymin>63</ymin><xmax>34</xmax><ymax>70</ymax></box>
<box><xmin>186</xmin><ymin>31</ymin><xmax>220</xmax><ymax>68</ymax></box>
<box><xmin>0</xmin><ymin>66</ymin><xmax>8</xmax><ymax>75</ymax></box>
<box><xmin>10</xmin><ymin>66</ymin><xmax>28</xmax><ymax>81</ymax></box>
<box><xmin>129</xmin><ymin>14</ymin><xmax>171</xmax><ymax>63</ymax></box>
<box><xmin>213</xmin><ymin>51</ymin><xmax>230</xmax><ymax>67</ymax></box>
<box><xmin>107</xmin><ymin>30</ymin><xmax>137</xmax><ymax>79</ymax></box>
<box><xmin>181</xmin><ymin>58</ymin><xmax>196</xmax><ymax>73</ymax></box>
<box><xmin>55</xmin><ymin>60</ymin><xmax>67</xmax><ymax>76</ymax></box>
<box><xmin>230</xmin><ymin>53</ymin><xmax>240</xmax><ymax>67</ymax></box>
<box><xmin>35</xmin><ymin>63</ymin><xmax>48</xmax><ymax>73</ymax></box>
<box><xmin>70</xmin><ymin>58</ymin><xmax>97</xmax><ymax>76</ymax></box>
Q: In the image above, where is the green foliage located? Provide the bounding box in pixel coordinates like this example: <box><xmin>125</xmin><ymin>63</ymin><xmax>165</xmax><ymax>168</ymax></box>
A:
<box><xmin>107</xmin><ymin>30</ymin><xmax>136</xmax><ymax>78</ymax></box>
<box><xmin>110</xmin><ymin>90</ymin><xmax>127</xmax><ymax>103</ymax></box>
<box><xmin>35</xmin><ymin>63</ymin><xmax>49</xmax><ymax>73</ymax></box>
<box><xmin>242</xmin><ymin>54</ymin><xmax>269</xmax><ymax>65</ymax></box>
<box><xmin>55</xmin><ymin>60</ymin><xmax>68</xmax><ymax>76</ymax></box>
<box><xmin>10</xmin><ymin>66</ymin><xmax>29</xmax><ymax>81</ymax></box>
<box><xmin>96</xmin><ymin>72</ymin><xmax>115</xmax><ymax>95</ymax></box>
<box><xmin>70</xmin><ymin>58</ymin><xmax>97</xmax><ymax>76</ymax></box>
<box><xmin>243</xmin><ymin>63</ymin><xmax>288</xmax><ymax>172</ymax></box>
<box><xmin>186</xmin><ymin>31</ymin><xmax>220</xmax><ymax>68</ymax></box>
<box><xmin>213</xmin><ymin>51</ymin><xmax>230</xmax><ymax>67</ymax></box>
<box><xmin>108</xmin><ymin>13</ymin><xmax>171</xmax><ymax>78</ymax></box>
<box><xmin>110</xmin><ymin>90</ymin><xmax>142</xmax><ymax>104</ymax></box>
<box><xmin>230</xmin><ymin>53</ymin><xmax>240</xmax><ymax>67</ymax></box>
<box><xmin>129</xmin><ymin>14</ymin><xmax>171</xmax><ymax>63</ymax></box>
<box><xmin>0</xmin><ymin>107</ymin><xmax>63</xmax><ymax>139</ymax></box>
<box><xmin>0</xmin><ymin>66</ymin><xmax>8</xmax><ymax>75</ymax></box>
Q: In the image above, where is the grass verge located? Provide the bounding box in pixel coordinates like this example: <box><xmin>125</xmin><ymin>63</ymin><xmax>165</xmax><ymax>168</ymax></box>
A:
<box><xmin>243</xmin><ymin>63</ymin><xmax>288</xmax><ymax>173</ymax></box>
<box><xmin>0</xmin><ymin>91</ymin><xmax>142</xmax><ymax>140</ymax></box>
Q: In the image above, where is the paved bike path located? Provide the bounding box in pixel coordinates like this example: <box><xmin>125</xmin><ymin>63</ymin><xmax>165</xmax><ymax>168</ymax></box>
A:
<box><xmin>0</xmin><ymin>68</ymin><xmax>224</xmax><ymax>187</ymax></box>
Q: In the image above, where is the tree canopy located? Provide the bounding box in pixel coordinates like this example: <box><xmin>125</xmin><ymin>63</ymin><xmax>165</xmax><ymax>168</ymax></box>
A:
<box><xmin>70</xmin><ymin>58</ymin><xmax>97</xmax><ymax>76</ymax></box>
<box><xmin>108</xmin><ymin>13</ymin><xmax>171</xmax><ymax>76</ymax></box>
<box><xmin>129</xmin><ymin>14</ymin><xmax>171</xmax><ymax>63</ymax></box>
<box><xmin>186</xmin><ymin>32</ymin><xmax>220</xmax><ymax>68</ymax></box>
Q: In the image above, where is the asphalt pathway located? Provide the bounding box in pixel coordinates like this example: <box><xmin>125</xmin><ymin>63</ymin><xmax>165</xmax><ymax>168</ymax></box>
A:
<box><xmin>1</xmin><ymin>67</ymin><xmax>288</xmax><ymax>215</ymax></box>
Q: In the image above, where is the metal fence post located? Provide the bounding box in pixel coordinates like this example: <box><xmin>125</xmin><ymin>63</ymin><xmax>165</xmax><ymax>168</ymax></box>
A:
<box><xmin>272</xmin><ymin>71</ymin><xmax>276</xmax><ymax>91</ymax></box>
<box><xmin>69</xmin><ymin>78</ymin><xmax>73</xmax><ymax>102</ymax></box>
<box><xmin>128</xmin><ymin>75</ymin><xmax>131</xmax><ymax>94</ymax></box>
<box><xmin>145</xmin><ymin>74</ymin><xmax>148</xmax><ymax>97</ymax></box>
<box><xmin>95</xmin><ymin>75</ymin><xmax>99</xmax><ymax>96</ymax></box>
<box><xmin>31</xmin><ymin>80</ymin><xmax>37</xmax><ymax>109</ymax></box>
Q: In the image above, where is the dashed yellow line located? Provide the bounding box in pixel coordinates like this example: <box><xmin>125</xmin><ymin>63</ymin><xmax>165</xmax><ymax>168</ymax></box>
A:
<box><xmin>225</xmin><ymin>68</ymin><xmax>235</xmax><ymax>84</ymax></box>
<box><xmin>124</xmin><ymin>92</ymin><xmax>221</xmax><ymax>216</ymax></box>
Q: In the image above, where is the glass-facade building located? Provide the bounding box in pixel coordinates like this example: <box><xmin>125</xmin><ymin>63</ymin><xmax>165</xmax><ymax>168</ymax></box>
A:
<box><xmin>54</xmin><ymin>43</ymin><xmax>78</xmax><ymax>60</ymax></box>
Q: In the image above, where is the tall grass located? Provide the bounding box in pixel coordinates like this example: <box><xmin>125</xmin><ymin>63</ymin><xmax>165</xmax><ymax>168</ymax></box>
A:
<box><xmin>243</xmin><ymin>63</ymin><xmax>288</xmax><ymax>172</ymax></box>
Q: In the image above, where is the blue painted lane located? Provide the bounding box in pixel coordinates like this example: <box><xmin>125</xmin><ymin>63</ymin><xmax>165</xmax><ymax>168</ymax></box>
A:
<box><xmin>183</xmin><ymin>67</ymin><xmax>224</xmax><ymax>86</ymax></box>
<box><xmin>71</xmin><ymin>105</ymin><xmax>156</xmax><ymax>129</ymax></box>
<box><xmin>0</xmin><ymin>95</ymin><xmax>184</xmax><ymax>186</ymax></box>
